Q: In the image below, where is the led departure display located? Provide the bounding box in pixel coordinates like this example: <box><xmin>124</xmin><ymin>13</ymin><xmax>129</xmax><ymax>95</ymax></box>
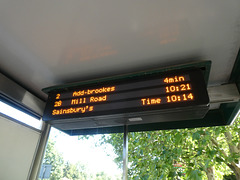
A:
<box><xmin>43</xmin><ymin>68</ymin><xmax>209</xmax><ymax>124</ymax></box>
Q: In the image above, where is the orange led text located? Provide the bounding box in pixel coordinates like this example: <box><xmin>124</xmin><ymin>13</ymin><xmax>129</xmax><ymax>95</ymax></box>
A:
<box><xmin>90</xmin><ymin>95</ymin><xmax>107</xmax><ymax>102</ymax></box>
<box><xmin>141</xmin><ymin>98</ymin><xmax>161</xmax><ymax>106</ymax></box>
<box><xmin>164</xmin><ymin>76</ymin><xmax>185</xmax><ymax>84</ymax></box>
<box><xmin>165</xmin><ymin>83</ymin><xmax>191</xmax><ymax>93</ymax></box>
<box><xmin>71</xmin><ymin>98</ymin><xmax>86</xmax><ymax>105</ymax></box>
<box><xmin>54</xmin><ymin>100</ymin><xmax>62</xmax><ymax>107</ymax></box>
<box><xmin>52</xmin><ymin>105</ymin><xmax>94</xmax><ymax>115</ymax></box>
<box><xmin>72</xmin><ymin>86</ymin><xmax>115</xmax><ymax>97</ymax></box>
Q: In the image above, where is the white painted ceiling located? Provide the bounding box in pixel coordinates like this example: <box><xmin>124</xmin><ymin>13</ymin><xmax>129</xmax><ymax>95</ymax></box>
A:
<box><xmin>0</xmin><ymin>0</ymin><xmax>240</xmax><ymax>101</ymax></box>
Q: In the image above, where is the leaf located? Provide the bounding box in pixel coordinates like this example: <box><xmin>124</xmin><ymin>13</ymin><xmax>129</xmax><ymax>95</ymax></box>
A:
<box><xmin>192</xmin><ymin>132</ymin><xmax>201</xmax><ymax>140</ymax></box>
<box><xmin>175</xmin><ymin>133</ymin><xmax>182</xmax><ymax>144</ymax></box>
<box><xmin>197</xmin><ymin>150</ymin><xmax>202</xmax><ymax>156</ymax></box>
<box><xmin>187</xmin><ymin>170</ymin><xmax>202</xmax><ymax>180</ymax></box>
<box><xmin>142</xmin><ymin>174</ymin><xmax>150</xmax><ymax>180</ymax></box>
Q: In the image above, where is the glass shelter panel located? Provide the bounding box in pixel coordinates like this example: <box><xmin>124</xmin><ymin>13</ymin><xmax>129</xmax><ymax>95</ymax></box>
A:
<box><xmin>41</xmin><ymin>128</ymin><xmax>123</xmax><ymax>180</ymax></box>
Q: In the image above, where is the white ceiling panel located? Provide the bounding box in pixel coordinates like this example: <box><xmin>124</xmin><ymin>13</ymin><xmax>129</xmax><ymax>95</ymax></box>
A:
<box><xmin>0</xmin><ymin>0</ymin><xmax>240</xmax><ymax>100</ymax></box>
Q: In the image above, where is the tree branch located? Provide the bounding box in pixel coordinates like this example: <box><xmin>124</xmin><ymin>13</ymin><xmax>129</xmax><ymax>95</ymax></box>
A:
<box><xmin>211</xmin><ymin>136</ymin><xmax>240</xmax><ymax>172</ymax></box>
<box><xmin>237</xmin><ymin>132</ymin><xmax>240</xmax><ymax>151</ymax></box>
<box><xmin>224</xmin><ymin>132</ymin><xmax>239</xmax><ymax>154</ymax></box>
<box><xmin>211</xmin><ymin>138</ymin><xmax>228</xmax><ymax>157</ymax></box>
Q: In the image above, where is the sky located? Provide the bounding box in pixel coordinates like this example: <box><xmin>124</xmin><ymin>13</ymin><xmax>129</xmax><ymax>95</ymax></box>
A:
<box><xmin>0</xmin><ymin>101</ymin><xmax>43</xmax><ymax>130</ymax></box>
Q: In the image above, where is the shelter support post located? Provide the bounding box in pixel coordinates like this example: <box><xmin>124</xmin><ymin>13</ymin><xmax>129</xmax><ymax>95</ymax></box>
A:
<box><xmin>28</xmin><ymin>122</ymin><xmax>51</xmax><ymax>180</ymax></box>
<box><xmin>123</xmin><ymin>125</ymin><xmax>128</xmax><ymax>180</ymax></box>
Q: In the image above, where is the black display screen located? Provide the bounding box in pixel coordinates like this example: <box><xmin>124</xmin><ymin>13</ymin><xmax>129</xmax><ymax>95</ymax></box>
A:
<box><xmin>43</xmin><ymin>69</ymin><xmax>209</xmax><ymax>121</ymax></box>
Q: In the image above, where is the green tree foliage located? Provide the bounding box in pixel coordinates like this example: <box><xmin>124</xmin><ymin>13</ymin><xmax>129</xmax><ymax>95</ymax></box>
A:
<box><xmin>63</xmin><ymin>161</ymin><xmax>88</xmax><ymax>180</ymax></box>
<box><xmin>42</xmin><ymin>139</ymin><xmax>88</xmax><ymax>180</ymax></box>
<box><xmin>43</xmin><ymin>140</ymin><xmax>65</xmax><ymax>180</ymax></box>
<box><xmin>100</xmin><ymin>117</ymin><xmax>240</xmax><ymax>179</ymax></box>
<box><xmin>95</xmin><ymin>171</ymin><xmax>112</xmax><ymax>180</ymax></box>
